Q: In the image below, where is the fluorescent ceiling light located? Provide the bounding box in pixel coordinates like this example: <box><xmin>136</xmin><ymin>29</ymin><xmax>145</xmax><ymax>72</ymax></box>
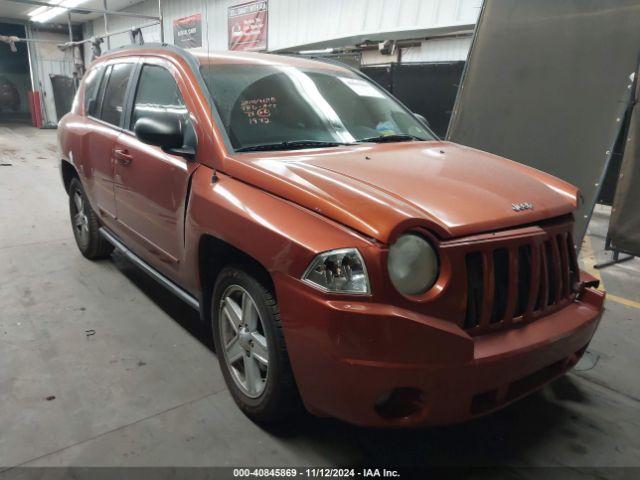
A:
<box><xmin>298</xmin><ymin>48</ymin><xmax>334</xmax><ymax>55</ymax></box>
<box><xmin>28</xmin><ymin>0</ymin><xmax>63</xmax><ymax>18</ymax></box>
<box><xmin>29</xmin><ymin>0</ymin><xmax>90</xmax><ymax>23</ymax></box>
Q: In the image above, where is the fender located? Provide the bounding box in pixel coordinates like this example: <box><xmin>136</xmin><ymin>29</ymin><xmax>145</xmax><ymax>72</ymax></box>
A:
<box><xmin>182</xmin><ymin>165</ymin><xmax>377</xmax><ymax>299</ymax></box>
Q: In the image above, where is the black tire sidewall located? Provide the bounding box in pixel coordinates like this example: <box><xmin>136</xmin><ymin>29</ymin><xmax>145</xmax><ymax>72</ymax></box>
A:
<box><xmin>68</xmin><ymin>177</ymin><xmax>113</xmax><ymax>259</ymax></box>
<box><xmin>211</xmin><ymin>266</ymin><xmax>289</xmax><ymax>419</ymax></box>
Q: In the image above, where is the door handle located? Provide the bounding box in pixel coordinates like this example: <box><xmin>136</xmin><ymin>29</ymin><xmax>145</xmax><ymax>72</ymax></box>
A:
<box><xmin>113</xmin><ymin>149</ymin><xmax>133</xmax><ymax>165</ymax></box>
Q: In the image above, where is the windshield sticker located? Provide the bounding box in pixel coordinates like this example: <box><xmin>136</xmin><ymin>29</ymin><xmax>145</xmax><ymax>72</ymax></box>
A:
<box><xmin>241</xmin><ymin>96</ymin><xmax>277</xmax><ymax>125</ymax></box>
<box><xmin>338</xmin><ymin>77</ymin><xmax>385</xmax><ymax>98</ymax></box>
<box><xmin>375</xmin><ymin>120</ymin><xmax>398</xmax><ymax>136</ymax></box>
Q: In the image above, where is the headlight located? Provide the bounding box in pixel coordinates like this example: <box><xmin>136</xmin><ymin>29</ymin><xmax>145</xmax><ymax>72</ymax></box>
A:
<box><xmin>302</xmin><ymin>248</ymin><xmax>370</xmax><ymax>294</ymax></box>
<box><xmin>388</xmin><ymin>234</ymin><xmax>439</xmax><ymax>295</ymax></box>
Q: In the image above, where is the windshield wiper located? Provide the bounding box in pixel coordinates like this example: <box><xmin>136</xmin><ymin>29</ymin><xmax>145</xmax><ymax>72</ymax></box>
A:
<box><xmin>236</xmin><ymin>140</ymin><xmax>351</xmax><ymax>152</ymax></box>
<box><xmin>357</xmin><ymin>133</ymin><xmax>424</xmax><ymax>143</ymax></box>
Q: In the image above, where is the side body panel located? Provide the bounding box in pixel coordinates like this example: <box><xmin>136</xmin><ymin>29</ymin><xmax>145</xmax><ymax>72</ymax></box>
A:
<box><xmin>112</xmin><ymin>131</ymin><xmax>198</xmax><ymax>272</ymax></box>
<box><xmin>110</xmin><ymin>55</ymin><xmax>203</xmax><ymax>280</ymax></box>
<box><xmin>60</xmin><ymin>48</ymin><xmax>226</xmax><ymax>287</ymax></box>
<box><xmin>64</xmin><ymin>117</ymin><xmax>120</xmax><ymax>220</ymax></box>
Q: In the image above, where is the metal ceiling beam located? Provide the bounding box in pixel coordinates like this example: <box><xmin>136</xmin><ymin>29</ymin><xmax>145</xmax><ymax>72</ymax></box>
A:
<box><xmin>103</xmin><ymin>0</ymin><xmax>109</xmax><ymax>50</ymax></box>
<box><xmin>2</xmin><ymin>20</ymin><xmax>159</xmax><ymax>49</ymax></box>
<box><xmin>0</xmin><ymin>34</ymin><xmax>59</xmax><ymax>44</ymax></box>
<box><xmin>5</xmin><ymin>0</ymin><xmax>160</xmax><ymax>20</ymax></box>
<box><xmin>61</xmin><ymin>19</ymin><xmax>160</xmax><ymax>47</ymax></box>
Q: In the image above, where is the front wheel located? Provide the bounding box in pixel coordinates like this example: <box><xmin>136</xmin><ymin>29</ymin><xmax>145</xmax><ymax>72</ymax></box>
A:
<box><xmin>68</xmin><ymin>178</ymin><xmax>113</xmax><ymax>260</ymax></box>
<box><xmin>211</xmin><ymin>266</ymin><xmax>300</xmax><ymax>424</ymax></box>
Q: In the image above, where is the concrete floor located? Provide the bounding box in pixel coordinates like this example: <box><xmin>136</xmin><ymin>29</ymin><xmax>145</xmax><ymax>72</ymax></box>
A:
<box><xmin>1</xmin><ymin>124</ymin><xmax>640</xmax><ymax>470</ymax></box>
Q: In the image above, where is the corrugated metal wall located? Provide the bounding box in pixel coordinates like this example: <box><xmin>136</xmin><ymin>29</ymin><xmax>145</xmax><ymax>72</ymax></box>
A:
<box><xmin>26</xmin><ymin>27</ymin><xmax>76</xmax><ymax>125</ymax></box>
<box><xmin>269</xmin><ymin>0</ymin><xmax>480</xmax><ymax>51</ymax></box>
<box><xmin>90</xmin><ymin>0</ymin><xmax>481</xmax><ymax>60</ymax></box>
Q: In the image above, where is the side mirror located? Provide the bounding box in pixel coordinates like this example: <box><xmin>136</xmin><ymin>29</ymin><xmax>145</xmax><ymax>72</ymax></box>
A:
<box><xmin>413</xmin><ymin>113</ymin><xmax>430</xmax><ymax>128</ymax></box>
<box><xmin>134</xmin><ymin>116</ymin><xmax>195</xmax><ymax>158</ymax></box>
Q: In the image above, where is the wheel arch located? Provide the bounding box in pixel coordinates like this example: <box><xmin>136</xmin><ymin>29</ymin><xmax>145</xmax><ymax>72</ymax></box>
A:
<box><xmin>60</xmin><ymin>159</ymin><xmax>79</xmax><ymax>194</ymax></box>
<box><xmin>198</xmin><ymin>233</ymin><xmax>275</xmax><ymax>324</ymax></box>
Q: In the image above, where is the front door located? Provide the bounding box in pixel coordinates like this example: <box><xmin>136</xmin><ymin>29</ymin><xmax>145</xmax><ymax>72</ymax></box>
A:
<box><xmin>112</xmin><ymin>59</ymin><xmax>198</xmax><ymax>277</ymax></box>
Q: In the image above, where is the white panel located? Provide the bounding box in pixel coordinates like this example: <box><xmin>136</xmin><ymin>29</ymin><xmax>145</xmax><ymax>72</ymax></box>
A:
<box><xmin>268</xmin><ymin>0</ymin><xmax>479</xmax><ymax>51</ymax></box>
<box><xmin>361</xmin><ymin>49</ymin><xmax>396</xmax><ymax>66</ymax></box>
<box><xmin>459</xmin><ymin>0</ymin><xmax>484</xmax><ymax>23</ymax></box>
<box><xmin>401</xmin><ymin>36</ymin><xmax>472</xmax><ymax>63</ymax></box>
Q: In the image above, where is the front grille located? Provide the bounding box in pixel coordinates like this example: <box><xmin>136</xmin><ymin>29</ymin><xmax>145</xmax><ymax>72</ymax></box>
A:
<box><xmin>463</xmin><ymin>223</ymin><xmax>579</xmax><ymax>332</ymax></box>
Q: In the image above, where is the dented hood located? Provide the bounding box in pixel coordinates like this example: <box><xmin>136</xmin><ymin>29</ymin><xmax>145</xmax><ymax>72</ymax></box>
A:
<box><xmin>223</xmin><ymin>141</ymin><xmax>578</xmax><ymax>243</ymax></box>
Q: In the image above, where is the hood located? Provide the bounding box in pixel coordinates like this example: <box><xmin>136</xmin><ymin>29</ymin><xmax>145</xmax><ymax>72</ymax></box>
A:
<box><xmin>223</xmin><ymin>141</ymin><xmax>578</xmax><ymax>243</ymax></box>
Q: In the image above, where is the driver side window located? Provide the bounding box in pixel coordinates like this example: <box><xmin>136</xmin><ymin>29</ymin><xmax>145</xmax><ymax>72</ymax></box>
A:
<box><xmin>130</xmin><ymin>64</ymin><xmax>194</xmax><ymax>147</ymax></box>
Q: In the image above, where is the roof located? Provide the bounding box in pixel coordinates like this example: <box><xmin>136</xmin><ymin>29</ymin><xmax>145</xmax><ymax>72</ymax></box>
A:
<box><xmin>95</xmin><ymin>43</ymin><xmax>348</xmax><ymax>72</ymax></box>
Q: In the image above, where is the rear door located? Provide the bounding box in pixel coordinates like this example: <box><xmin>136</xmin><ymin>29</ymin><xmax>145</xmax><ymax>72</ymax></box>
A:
<box><xmin>83</xmin><ymin>60</ymin><xmax>136</xmax><ymax>220</ymax></box>
<box><xmin>112</xmin><ymin>57</ymin><xmax>199</xmax><ymax>278</ymax></box>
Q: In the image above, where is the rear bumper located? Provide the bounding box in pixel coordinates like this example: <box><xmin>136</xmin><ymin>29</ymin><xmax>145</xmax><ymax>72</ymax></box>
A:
<box><xmin>276</xmin><ymin>274</ymin><xmax>604</xmax><ymax>427</ymax></box>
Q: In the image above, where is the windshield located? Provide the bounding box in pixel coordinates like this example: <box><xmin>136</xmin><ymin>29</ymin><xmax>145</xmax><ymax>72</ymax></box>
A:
<box><xmin>200</xmin><ymin>63</ymin><xmax>436</xmax><ymax>151</ymax></box>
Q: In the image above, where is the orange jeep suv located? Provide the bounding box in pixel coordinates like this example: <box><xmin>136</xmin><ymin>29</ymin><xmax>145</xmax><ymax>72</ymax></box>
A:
<box><xmin>58</xmin><ymin>44</ymin><xmax>605</xmax><ymax>427</ymax></box>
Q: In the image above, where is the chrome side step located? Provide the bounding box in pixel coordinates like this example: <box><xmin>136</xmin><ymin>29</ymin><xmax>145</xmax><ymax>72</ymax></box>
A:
<box><xmin>99</xmin><ymin>227</ymin><xmax>200</xmax><ymax>310</ymax></box>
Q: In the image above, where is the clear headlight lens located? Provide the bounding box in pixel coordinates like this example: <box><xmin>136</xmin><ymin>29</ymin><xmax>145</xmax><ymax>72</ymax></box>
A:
<box><xmin>388</xmin><ymin>233</ymin><xmax>439</xmax><ymax>295</ymax></box>
<box><xmin>302</xmin><ymin>248</ymin><xmax>370</xmax><ymax>294</ymax></box>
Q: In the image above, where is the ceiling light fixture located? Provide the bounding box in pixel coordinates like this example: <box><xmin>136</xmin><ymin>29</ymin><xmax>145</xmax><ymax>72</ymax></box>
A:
<box><xmin>29</xmin><ymin>0</ymin><xmax>90</xmax><ymax>24</ymax></box>
<box><xmin>28</xmin><ymin>0</ymin><xmax>63</xmax><ymax>19</ymax></box>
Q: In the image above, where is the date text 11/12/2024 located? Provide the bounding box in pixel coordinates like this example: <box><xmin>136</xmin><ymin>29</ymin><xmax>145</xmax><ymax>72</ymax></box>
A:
<box><xmin>232</xmin><ymin>468</ymin><xmax>401</xmax><ymax>478</ymax></box>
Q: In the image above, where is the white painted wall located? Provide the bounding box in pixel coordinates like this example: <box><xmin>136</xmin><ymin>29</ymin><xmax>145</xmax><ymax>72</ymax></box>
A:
<box><xmin>89</xmin><ymin>0</ymin><xmax>481</xmax><ymax>60</ymax></box>
<box><xmin>361</xmin><ymin>35</ymin><xmax>473</xmax><ymax>66</ymax></box>
<box><xmin>402</xmin><ymin>36</ymin><xmax>473</xmax><ymax>62</ymax></box>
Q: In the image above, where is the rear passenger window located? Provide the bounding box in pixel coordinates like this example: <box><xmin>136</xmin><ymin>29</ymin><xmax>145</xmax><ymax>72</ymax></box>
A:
<box><xmin>100</xmin><ymin>63</ymin><xmax>134</xmax><ymax>127</ymax></box>
<box><xmin>83</xmin><ymin>66</ymin><xmax>104</xmax><ymax>116</ymax></box>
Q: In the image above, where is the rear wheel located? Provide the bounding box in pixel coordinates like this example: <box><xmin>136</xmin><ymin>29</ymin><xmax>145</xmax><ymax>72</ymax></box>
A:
<box><xmin>212</xmin><ymin>266</ymin><xmax>300</xmax><ymax>424</ymax></box>
<box><xmin>68</xmin><ymin>178</ymin><xmax>113</xmax><ymax>260</ymax></box>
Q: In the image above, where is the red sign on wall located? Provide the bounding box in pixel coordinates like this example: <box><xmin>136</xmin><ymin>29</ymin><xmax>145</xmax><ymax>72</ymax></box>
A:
<box><xmin>173</xmin><ymin>13</ymin><xmax>202</xmax><ymax>49</ymax></box>
<box><xmin>228</xmin><ymin>0</ymin><xmax>268</xmax><ymax>51</ymax></box>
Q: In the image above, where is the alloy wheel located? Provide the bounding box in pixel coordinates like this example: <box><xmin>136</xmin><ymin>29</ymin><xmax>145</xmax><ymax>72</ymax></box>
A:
<box><xmin>72</xmin><ymin>190</ymin><xmax>89</xmax><ymax>246</ymax></box>
<box><xmin>218</xmin><ymin>285</ymin><xmax>269</xmax><ymax>398</ymax></box>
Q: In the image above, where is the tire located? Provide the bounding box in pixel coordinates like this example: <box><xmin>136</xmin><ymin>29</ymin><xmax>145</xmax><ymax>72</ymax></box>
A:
<box><xmin>68</xmin><ymin>177</ymin><xmax>114</xmax><ymax>260</ymax></box>
<box><xmin>211</xmin><ymin>265</ymin><xmax>301</xmax><ymax>424</ymax></box>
